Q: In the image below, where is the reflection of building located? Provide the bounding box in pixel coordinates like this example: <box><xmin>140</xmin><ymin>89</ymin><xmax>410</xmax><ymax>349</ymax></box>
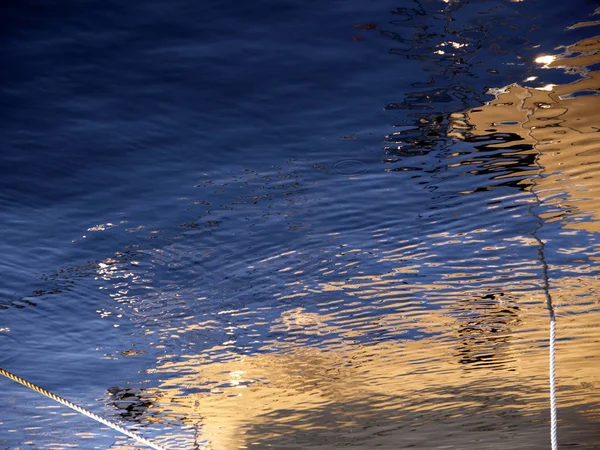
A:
<box><xmin>113</xmin><ymin>299</ymin><xmax>600</xmax><ymax>449</ymax></box>
<box><xmin>105</xmin><ymin>25</ymin><xmax>600</xmax><ymax>450</ymax></box>
<box><xmin>449</xmin><ymin>33</ymin><xmax>600</xmax><ymax>232</ymax></box>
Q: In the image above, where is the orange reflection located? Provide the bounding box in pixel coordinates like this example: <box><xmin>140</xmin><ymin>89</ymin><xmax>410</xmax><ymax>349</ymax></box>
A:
<box><xmin>449</xmin><ymin>33</ymin><xmax>600</xmax><ymax>233</ymax></box>
<box><xmin>138</xmin><ymin>290</ymin><xmax>599</xmax><ymax>449</ymax></box>
<box><xmin>127</xmin><ymin>221</ymin><xmax>600</xmax><ymax>448</ymax></box>
<box><xmin>108</xmin><ymin>15</ymin><xmax>600</xmax><ymax>450</ymax></box>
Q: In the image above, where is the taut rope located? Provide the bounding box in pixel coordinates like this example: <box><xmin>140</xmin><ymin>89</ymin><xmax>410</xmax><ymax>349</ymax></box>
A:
<box><xmin>0</xmin><ymin>367</ymin><xmax>168</xmax><ymax>450</ymax></box>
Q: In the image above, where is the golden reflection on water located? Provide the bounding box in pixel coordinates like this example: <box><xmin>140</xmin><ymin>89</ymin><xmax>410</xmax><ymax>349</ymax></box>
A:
<box><xmin>450</xmin><ymin>30</ymin><xmax>600</xmax><ymax>232</ymax></box>
<box><xmin>139</xmin><ymin>296</ymin><xmax>600</xmax><ymax>449</ymax></box>
<box><xmin>124</xmin><ymin>239</ymin><xmax>600</xmax><ymax>445</ymax></box>
<box><xmin>107</xmin><ymin>17</ymin><xmax>600</xmax><ymax>450</ymax></box>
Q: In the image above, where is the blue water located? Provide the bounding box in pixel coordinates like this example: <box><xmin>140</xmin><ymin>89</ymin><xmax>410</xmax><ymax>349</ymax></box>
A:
<box><xmin>2</xmin><ymin>0</ymin><xmax>600</xmax><ymax>448</ymax></box>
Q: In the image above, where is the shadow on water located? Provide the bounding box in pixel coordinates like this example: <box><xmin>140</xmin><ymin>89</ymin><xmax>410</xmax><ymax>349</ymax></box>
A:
<box><xmin>2</xmin><ymin>0</ymin><xmax>600</xmax><ymax>449</ymax></box>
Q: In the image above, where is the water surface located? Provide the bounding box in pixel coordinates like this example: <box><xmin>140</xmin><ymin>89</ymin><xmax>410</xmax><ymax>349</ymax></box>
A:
<box><xmin>1</xmin><ymin>1</ymin><xmax>600</xmax><ymax>449</ymax></box>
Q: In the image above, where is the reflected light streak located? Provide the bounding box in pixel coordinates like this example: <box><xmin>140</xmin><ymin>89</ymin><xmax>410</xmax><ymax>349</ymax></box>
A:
<box><xmin>535</xmin><ymin>55</ymin><xmax>556</xmax><ymax>65</ymax></box>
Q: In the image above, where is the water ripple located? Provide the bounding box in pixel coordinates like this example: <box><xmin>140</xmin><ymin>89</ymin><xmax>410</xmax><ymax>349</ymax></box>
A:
<box><xmin>3</xmin><ymin>0</ymin><xmax>600</xmax><ymax>449</ymax></box>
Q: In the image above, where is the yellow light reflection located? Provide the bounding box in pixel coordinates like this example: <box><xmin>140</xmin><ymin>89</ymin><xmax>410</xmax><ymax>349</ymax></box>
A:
<box><xmin>106</xmin><ymin>17</ymin><xmax>600</xmax><ymax>450</ymax></box>
<box><xmin>535</xmin><ymin>55</ymin><xmax>556</xmax><ymax>65</ymax></box>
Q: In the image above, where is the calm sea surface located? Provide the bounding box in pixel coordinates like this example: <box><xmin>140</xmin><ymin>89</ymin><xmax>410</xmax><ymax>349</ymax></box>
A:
<box><xmin>1</xmin><ymin>1</ymin><xmax>600</xmax><ymax>449</ymax></box>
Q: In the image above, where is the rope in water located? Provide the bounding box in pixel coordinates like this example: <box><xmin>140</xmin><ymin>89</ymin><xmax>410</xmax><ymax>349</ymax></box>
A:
<box><xmin>0</xmin><ymin>367</ymin><xmax>168</xmax><ymax>450</ymax></box>
<box><xmin>549</xmin><ymin>313</ymin><xmax>557</xmax><ymax>450</ymax></box>
<box><xmin>531</xmin><ymin>200</ymin><xmax>558</xmax><ymax>450</ymax></box>
<box><xmin>536</xmin><ymin>231</ymin><xmax>558</xmax><ymax>450</ymax></box>
<box><xmin>521</xmin><ymin>81</ymin><xmax>558</xmax><ymax>450</ymax></box>
<box><xmin>531</xmin><ymin>197</ymin><xmax>558</xmax><ymax>450</ymax></box>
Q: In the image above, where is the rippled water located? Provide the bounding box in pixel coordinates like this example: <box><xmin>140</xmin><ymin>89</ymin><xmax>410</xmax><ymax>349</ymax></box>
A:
<box><xmin>2</xmin><ymin>1</ymin><xmax>600</xmax><ymax>449</ymax></box>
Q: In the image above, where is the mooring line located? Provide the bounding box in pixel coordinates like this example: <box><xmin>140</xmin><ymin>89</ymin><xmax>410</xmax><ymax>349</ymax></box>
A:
<box><xmin>531</xmin><ymin>210</ymin><xmax>558</xmax><ymax>450</ymax></box>
<box><xmin>521</xmin><ymin>84</ymin><xmax>558</xmax><ymax>450</ymax></box>
<box><xmin>549</xmin><ymin>311</ymin><xmax>557</xmax><ymax>450</ymax></box>
<box><xmin>0</xmin><ymin>367</ymin><xmax>168</xmax><ymax>450</ymax></box>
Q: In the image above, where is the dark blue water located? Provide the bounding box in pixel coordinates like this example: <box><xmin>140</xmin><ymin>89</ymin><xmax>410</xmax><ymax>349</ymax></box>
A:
<box><xmin>2</xmin><ymin>1</ymin><xmax>600</xmax><ymax>449</ymax></box>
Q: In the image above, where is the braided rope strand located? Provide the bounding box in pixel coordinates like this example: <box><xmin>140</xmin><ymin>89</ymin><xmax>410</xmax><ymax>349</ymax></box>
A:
<box><xmin>534</xmin><ymin>213</ymin><xmax>558</xmax><ymax>450</ymax></box>
<box><xmin>549</xmin><ymin>316</ymin><xmax>558</xmax><ymax>450</ymax></box>
<box><xmin>0</xmin><ymin>367</ymin><xmax>168</xmax><ymax>450</ymax></box>
<box><xmin>532</xmin><ymin>215</ymin><xmax>559</xmax><ymax>450</ymax></box>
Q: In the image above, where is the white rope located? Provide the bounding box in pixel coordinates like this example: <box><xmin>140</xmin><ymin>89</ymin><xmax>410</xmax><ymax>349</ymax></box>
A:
<box><xmin>549</xmin><ymin>314</ymin><xmax>558</xmax><ymax>450</ymax></box>
<box><xmin>533</xmin><ymin>230</ymin><xmax>558</xmax><ymax>450</ymax></box>
<box><xmin>535</xmin><ymin>228</ymin><xmax>558</xmax><ymax>450</ymax></box>
<box><xmin>0</xmin><ymin>367</ymin><xmax>168</xmax><ymax>450</ymax></box>
<box><xmin>521</xmin><ymin>84</ymin><xmax>558</xmax><ymax>450</ymax></box>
